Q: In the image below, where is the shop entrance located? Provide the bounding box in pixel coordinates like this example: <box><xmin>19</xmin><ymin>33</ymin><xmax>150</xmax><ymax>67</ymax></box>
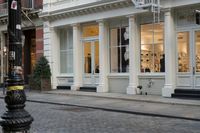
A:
<box><xmin>23</xmin><ymin>29</ymin><xmax>36</xmax><ymax>84</ymax></box>
<box><xmin>176</xmin><ymin>29</ymin><xmax>200</xmax><ymax>89</ymax></box>
<box><xmin>83</xmin><ymin>40</ymin><xmax>99</xmax><ymax>86</ymax></box>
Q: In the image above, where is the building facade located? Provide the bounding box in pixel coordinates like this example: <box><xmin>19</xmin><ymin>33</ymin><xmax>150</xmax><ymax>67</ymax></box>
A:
<box><xmin>0</xmin><ymin>0</ymin><xmax>43</xmax><ymax>84</ymax></box>
<box><xmin>40</xmin><ymin>0</ymin><xmax>200</xmax><ymax>97</ymax></box>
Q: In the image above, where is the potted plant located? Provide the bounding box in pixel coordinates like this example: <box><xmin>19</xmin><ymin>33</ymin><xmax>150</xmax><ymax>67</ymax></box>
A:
<box><xmin>31</xmin><ymin>56</ymin><xmax>52</xmax><ymax>91</ymax></box>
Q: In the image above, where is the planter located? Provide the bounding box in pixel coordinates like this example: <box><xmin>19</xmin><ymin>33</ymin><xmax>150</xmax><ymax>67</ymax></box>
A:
<box><xmin>28</xmin><ymin>75</ymin><xmax>40</xmax><ymax>90</ymax></box>
<box><xmin>41</xmin><ymin>78</ymin><xmax>51</xmax><ymax>91</ymax></box>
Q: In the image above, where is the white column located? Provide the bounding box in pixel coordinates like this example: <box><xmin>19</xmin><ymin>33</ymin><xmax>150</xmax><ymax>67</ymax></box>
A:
<box><xmin>71</xmin><ymin>24</ymin><xmax>82</xmax><ymax>91</ymax></box>
<box><xmin>97</xmin><ymin>20</ymin><xmax>108</xmax><ymax>92</ymax></box>
<box><xmin>162</xmin><ymin>9</ymin><xmax>176</xmax><ymax>97</ymax></box>
<box><xmin>126</xmin><ymin>15</ymin><xmax>140</xmax><ymax>95</ymax></box>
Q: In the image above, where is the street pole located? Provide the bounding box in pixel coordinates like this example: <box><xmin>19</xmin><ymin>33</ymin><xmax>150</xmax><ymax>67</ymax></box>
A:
<box><xmin>0</xmin><ymin>0</ymin><xmax>33</xmax><ymax>132</ymax></box>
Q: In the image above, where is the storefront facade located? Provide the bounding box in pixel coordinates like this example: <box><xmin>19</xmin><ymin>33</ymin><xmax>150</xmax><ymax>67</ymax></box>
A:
<box><xmin>41</xmin><ymin>0</ymin><xmax>200</xmax><ymax>97</ymax></box>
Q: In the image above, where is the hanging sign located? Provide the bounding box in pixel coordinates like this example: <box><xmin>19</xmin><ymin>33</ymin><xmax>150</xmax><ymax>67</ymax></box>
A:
<box><xmin>11</xmin><ymin>0</ymin><xmax>17</xmax><ymax>10</ymax></box>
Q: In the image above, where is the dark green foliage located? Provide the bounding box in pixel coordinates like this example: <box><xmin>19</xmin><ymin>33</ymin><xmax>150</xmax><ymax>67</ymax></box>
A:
<box><xmin>30</xmin><ymin>56</ymin><xmax>51</xmax><ymax>90</ymax></box>
<box><xmin>33</xmin><ymin>56</ymin><xmax>51</xmax><ymax>79</ymax></box>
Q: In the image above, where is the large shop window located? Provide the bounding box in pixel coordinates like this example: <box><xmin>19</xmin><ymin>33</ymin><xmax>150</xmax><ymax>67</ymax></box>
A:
<box><xmin>60</xmin><ymin>28</ymin><xmax>73</xmax><ymax>74</ymax></box>
<box><xmin>110</xmin><ymin>27</ymin><xmax>129</xmax><ymax>73</ymax></box>
<box><xmin>141</xmin><ymin>23</ymin><xmax>164</xmax><ymax>73</ymax></box>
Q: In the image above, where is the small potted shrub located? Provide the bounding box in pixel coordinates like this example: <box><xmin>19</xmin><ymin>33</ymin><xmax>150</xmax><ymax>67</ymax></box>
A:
<box><xmin>32</xmin><ymin>56</ymin><xmax>52</xmax><ymax>91</ymax></box>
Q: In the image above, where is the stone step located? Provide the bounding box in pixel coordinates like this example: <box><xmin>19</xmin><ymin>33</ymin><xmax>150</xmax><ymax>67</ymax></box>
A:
<box><xmin>79</xmin><ymin>87</ymin><xmax>96</xmax><ymax>92</ymax></box>
<box><xmin>174</xmin><ymin>89</ymin><xmax>200</xmax><ymax>94</ymax></box>
<box><xmin>172</xmin><ymin>93</ymin><xmax>200</xmax><ymax>100</ymax></box>
<box><xmin>57</xmin><ymin>86</ymin><xmax>71</xmax><ymax>90</ymax></box>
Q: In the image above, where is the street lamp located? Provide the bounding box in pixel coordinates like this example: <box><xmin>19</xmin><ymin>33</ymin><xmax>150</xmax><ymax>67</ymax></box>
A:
<box><xmin>0</xmin><ymin>0</ymin><xmax>33</xmax><ymax>132</ymax></box>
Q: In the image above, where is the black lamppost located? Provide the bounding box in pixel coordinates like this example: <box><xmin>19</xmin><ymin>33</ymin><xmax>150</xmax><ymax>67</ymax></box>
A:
<box><xmin>0</xmin><ymin>0</ymin><xmax>33</xmax><ymax>132</ymax></box>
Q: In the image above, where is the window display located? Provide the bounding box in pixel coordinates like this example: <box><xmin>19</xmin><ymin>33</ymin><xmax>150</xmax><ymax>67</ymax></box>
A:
<box><xmin>110</xmin><ymin>27</ymin><xmax>129</xmax><ymax>73</ymax></box>
<box><xmin>177</xmin><ymin>32</ymin><xmax>190</xmax><ymax>72</ymax></box>
<box><xmin>140</xmin><ymin>23</ymin><xmax>164</xmax><ymax>73</ymax></box>
<box><xmin>195</xmin><ymin>31</ymin><xmax>200</xmax><ymax>72</ymax></box>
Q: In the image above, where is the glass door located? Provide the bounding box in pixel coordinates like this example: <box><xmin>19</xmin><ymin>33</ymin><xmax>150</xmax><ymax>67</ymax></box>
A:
<box><xmin>83</xmin><ymin>40</ymin><xmax>99</xmax><ymax>86</ymax></box>
<box><xmin>177</xmin><ymin>30</ymin><xmax>200</xmax><ymax>89</ymax></box>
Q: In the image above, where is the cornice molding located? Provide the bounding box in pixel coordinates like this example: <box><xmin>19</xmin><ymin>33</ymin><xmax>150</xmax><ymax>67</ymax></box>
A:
<box><xmin>40</xmin><ymin>0</ymin><xmax>133</xmax><ymax>21</ymax></box>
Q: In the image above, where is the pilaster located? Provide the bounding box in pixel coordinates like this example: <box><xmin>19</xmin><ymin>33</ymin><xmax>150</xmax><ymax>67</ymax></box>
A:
<box><xmin>97</xmin><ymin>20</ymin><xmax>109</xmax><ymax>92</ymax></box>
<box><xmin>71</xmin><ymin>24</ymin><xmax>82</xmax><ymax>91</ymax></box>
<box><xmin>49</xmin><ymin>27</ymin><xmax>59</xmax><ymax>89</ymax></box>
<box><xmin>162</xmin><ymin>9</ymin><xmax>176</xmax><ymax>97</ymax></box>
<box><xmin>126</xmin><ymin>15</ymin><xmax>140</xmax><ymax>95</ymax></box>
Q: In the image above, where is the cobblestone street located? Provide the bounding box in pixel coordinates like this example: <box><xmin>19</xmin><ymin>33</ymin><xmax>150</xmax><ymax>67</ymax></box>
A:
<box><xmin>0</xmin><ymin>99</ymin><xmax>199</xmax><ymax>133</ymax></box>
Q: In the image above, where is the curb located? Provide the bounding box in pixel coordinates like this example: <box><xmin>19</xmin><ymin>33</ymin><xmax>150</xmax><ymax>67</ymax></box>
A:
<box><xmin>0</xmin><ymin>96</ymin><xmax>200</xmax><ymax>121</ymax></box>
<box><xmin>45</xmin><ymin>91</ymin><xmax>200</xmax><ymax>107</ymax></box>
<box><xmin>26</xmin><ymin>99</ymin><xmax>200</xmax><ymax>122</ymax></box>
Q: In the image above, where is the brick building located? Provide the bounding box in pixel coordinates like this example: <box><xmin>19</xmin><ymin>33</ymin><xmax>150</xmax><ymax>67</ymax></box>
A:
<box><xmin>0</xmin><ymin>0</ymin><xmax>43</xmax><ymax>84</ymax></box>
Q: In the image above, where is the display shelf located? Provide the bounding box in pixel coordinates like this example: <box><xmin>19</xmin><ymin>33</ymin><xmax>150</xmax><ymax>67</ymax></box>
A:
<box><xmin>178</xmin><ymin>52</ymin><xmax>189</xmax><ymax>72</ymax></box>
<box><xmin>141</xmin><ymin>50</ymin><xmax>163</xmax><ymax>72</ymax></box>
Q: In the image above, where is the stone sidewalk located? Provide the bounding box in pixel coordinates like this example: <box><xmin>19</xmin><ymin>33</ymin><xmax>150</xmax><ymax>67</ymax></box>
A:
<box><xmin>0</xmin><ymin>90</ymin><xmax>200</xmax><ymax>121</ymax></box>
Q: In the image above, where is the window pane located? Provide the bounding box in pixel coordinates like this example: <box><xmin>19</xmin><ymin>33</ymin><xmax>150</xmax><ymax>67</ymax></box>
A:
<box><xmin>60</xmin><ymin>28</ymin><xmax>73</xmax><ymax>74</ymax></box>
<box><xmin>84</xmin><ymin>42</ymin><xmax>91</xmax><ymax>74</ymax></box>
<box><xmin>154</xmin><ymin>44</ymin><xmax>164</xmax><ymax>72</ymax></box>
<box><xmin>122</xmin><ymin>45</ymin><xmax>129</xmax><ymax>72</ymax></box>
<box><xmin>177</xmin><ymin>32</ymin><xmax>190</xmax><ymax>72</ymax></box>
<box><xmin>122</xmin><ymin>27</ymin><xmax>129</xmax><ymax>72</ymax></box>
<box><xmin>60</xmin><ymin>51</ymin><xmax>73</xmax><ymax>73</ymax></box>
<box><xmin>110</xmin><ymin>29</ymin><xmax>118</xmax><ymax>47</ymax></box>
<box><xmin>60</xmin><ymin>29</ymin><xmax>67</xmax><ymax>50</ymax></box>
<box><xmin>110</xmin><ymin>47</ymin><xmax>119</xmax><ymax>73</ymax></box>
<box><xmin>82</xmin><ymin>25</ymin><xmax>99</xmax><ymax>38</ymax></box>
<box><xmin>196</xmin><ymin>31</ymin><xmax>200</xmax><ymax>72</ymax></box>
<box><xmin>94</xmin><ymin>41</ymin><xmax>99</xmax><ymax>74</ymax></box>
<box><xmin>121</xmin><ymin>27</ymin><xmax>129</xmax><ymax>46</ymax></box>
<box><xmin>110</xmin><ymin>27</ymin><xmax>129</xmax><ymax>73</ymax></box>
<box><xmin>67</xmin><ymin>28</ymin><xmax>73</xmax><ymax>50</ymax></box>
<box><xmin>141</xmin><ymin>44</ymin><xmax>153</xmax><ymax>72</ymax></box>
<box><xmin>141</xmin><ymin>23</ymin><xmax>164</xmax><ymax>73</ymax></box>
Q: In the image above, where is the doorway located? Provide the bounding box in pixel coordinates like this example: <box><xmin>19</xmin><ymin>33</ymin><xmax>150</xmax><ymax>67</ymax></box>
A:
<box><xmin>83</xmin><ymin>40</ymin><xmax>99</xmax><ymax>86</ymax></box>
<box><xmin>176</xmin><ymin>29</ymin><xmax>200</xmax><ymax>89</ymax></box>
<box><xmin>23</xmin><ymin>29</ymin><xmax>36</xmax><ymax>84</ymax></box>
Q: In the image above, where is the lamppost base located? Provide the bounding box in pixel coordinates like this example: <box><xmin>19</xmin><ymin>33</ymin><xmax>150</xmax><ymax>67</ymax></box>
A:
<box><xmin>0</xmin><ymin>90</ymin><xmax>33</xmax><ymax>132</ymax></box>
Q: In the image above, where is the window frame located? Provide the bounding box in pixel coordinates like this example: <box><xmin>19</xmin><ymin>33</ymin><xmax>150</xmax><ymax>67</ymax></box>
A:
<box><xmin>109</xmin><ymin>26</ymin><xmax>129</xmax><ymax>73</ymax></box>
<box><xmin>140</xmin><ymin>22</ymin><xmax>165</xmax><ymax>73</ymax></box>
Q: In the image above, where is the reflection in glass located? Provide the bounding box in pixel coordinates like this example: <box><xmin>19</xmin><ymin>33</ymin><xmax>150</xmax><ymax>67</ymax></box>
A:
<box><xmin>196</xmin><ymin>31</ymin><xmax>200</xmax><ymax>72</ymax></box>
<box><xmin>177</xmin><ymin>32</ymin><xmax>190</xmax><ymax>72</ymax></box>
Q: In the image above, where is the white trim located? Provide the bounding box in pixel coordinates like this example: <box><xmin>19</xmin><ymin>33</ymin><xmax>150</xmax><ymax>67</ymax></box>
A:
<box><xmin>57</xmin><ymin>74</ymin><xmax>74</xmax><ymax>78</ymax></box>
<box><xmin>138</xmin><ymin>73</ymin><xmax>165</xmax><ymax>78</ymax></box>
<box><xmin>81</xmin><ymin>37</ymin><xmax>99</xmax><ymax>42</ymax></box>
<box><xmin>108</xmin><ymin>73</ymin><xmax>129</xmax><ymax>78</ymax></box>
